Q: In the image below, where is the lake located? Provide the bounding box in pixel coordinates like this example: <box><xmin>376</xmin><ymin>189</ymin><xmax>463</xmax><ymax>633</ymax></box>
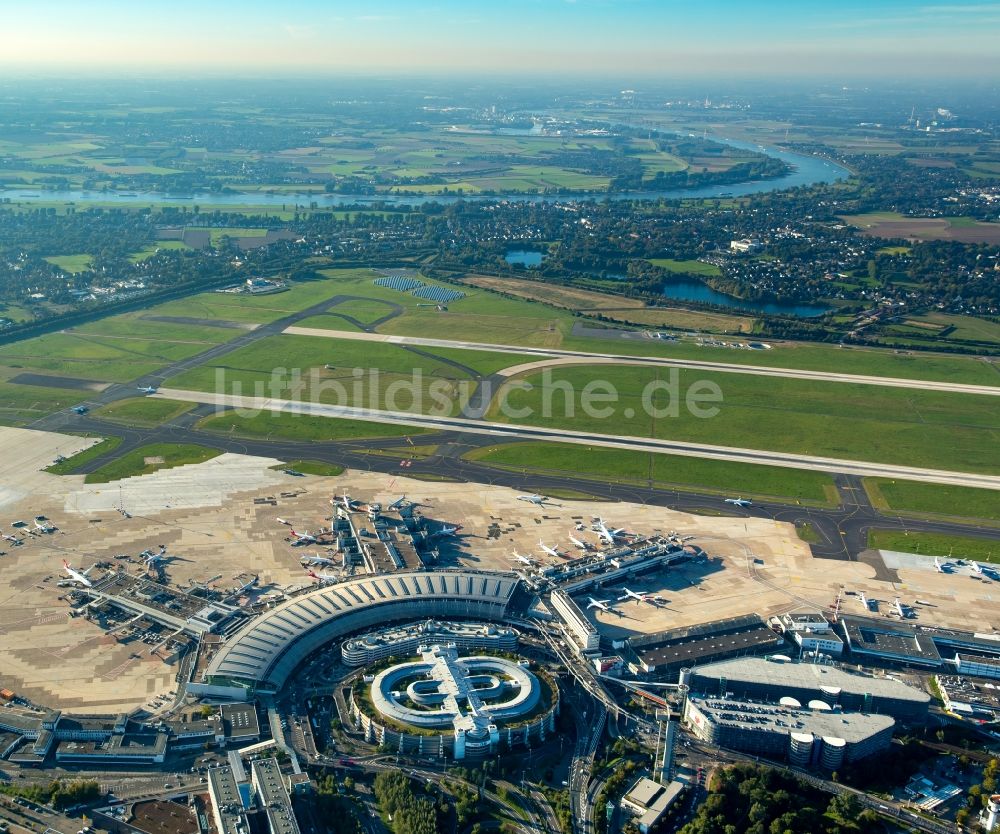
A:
<box><xmin>661</xmin><ymin>280</ymin><xmax>831</xmax><ymax>318</ymax></box>
<box><xmin>505</xmin><ymin>250</ymin><xmax>544</xmax><ymax>267</ymax></box>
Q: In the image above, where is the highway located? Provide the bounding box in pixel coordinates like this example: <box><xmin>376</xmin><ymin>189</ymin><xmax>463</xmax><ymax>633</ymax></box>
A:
<box><xmin>151</xmin><ymin>387</ymin><xmax>1000</xmax><ymax>490</ymax></box>
<box><xmin>282</xmin><ymin>325</ymin><xmax>1000</xmax><ymax>397</ymax></box>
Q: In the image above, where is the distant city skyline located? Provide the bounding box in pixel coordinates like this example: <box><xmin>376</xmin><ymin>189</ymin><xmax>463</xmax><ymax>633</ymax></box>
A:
<box><xmin>4</xmin><ymin>0</ymin><xmax>1000</xmax><ymax>78</ymax></box>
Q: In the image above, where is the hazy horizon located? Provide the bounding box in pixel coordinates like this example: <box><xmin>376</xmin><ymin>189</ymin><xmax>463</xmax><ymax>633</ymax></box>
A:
<box><xmin>4</xmin><ymin>0</ymin><xmax>1000</xmax><ymax>80</ymax></box>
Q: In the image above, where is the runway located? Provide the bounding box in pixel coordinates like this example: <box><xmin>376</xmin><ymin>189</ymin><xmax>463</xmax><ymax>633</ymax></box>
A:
<box><xmin>151</xmin><ymin>387</ymin><xmax>1000</xmax><ymax>491</ymax></box>
<box><xmin>282</xmin><ymin>326</ymin><xmax>1000</xmax><ymax>397</ymax></box>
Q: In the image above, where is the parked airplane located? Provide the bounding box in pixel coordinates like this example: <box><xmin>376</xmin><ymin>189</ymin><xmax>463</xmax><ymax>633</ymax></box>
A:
<box><xmin>725</xmin><ymin>497</ymin><xmax>752</xmax><ymax>507</ymax></box>
<box><xmin>618</xmin><ymin>588</ymin><xmax>661</xmax><ymax>605</ymax></box>
<box><xmin>934</xmin><ymin>557</ymin><xmax>946</xmax><ymax>573</ymax></box>
<box><xmin>568</xmin><ymin>534</ymin><xmax>592</xmax><ymax>551</ymax></box>
<box><xmin>33</xmin><ymin>519</ymin><xmax>56</xmax><ymax>534</ymax></box>
<box><xmin>388</xmin><ymin>495</ymin><xmax>424</xmax><ymax>511</ymax></box>
<box><xmin>228</xmin><ymin>575</ymin><xmax>259</xmax><ymax>597</ymax></box>
<box><xmin>594</xmin><ymin>518</ymin><xmax>625</xmax><ymax>544</ymax></box>
<box><xmin>1</xmin><ymin>531</ymin><xmax>23</xmax><ymax>545</ymax></box>
<box><xmin>511</xmin><ymin>551</ymin><xmax>535</xmax><ymax>567</ymax></box>
<box><xmin>306</xmin><ymin>569</ymin><xmax>338</xmax><ymax>586</ymax></box>
<box><xmin>276</xmin><ymin>518</ymin><xmax>292</xmax><ymax>526</ymax></box>
<box><xmin>62</xmin><ymin>560</ymin><xmax>94</xmax><ymax>587</ymax></box>
<box><xmin>972</xmin><ymin>562</ymin><xmax>986</xmax><ymax>576</ymax></box>
<box><xmin>538</xmin><ymin>540</ymin><xmax>561</xmax><ymax>559</ymax></box>
<box><xmin>335</xmin><ymin>494</ymin><xmax>361</xmax><ymax>512</ymax></box>
<box><xmin>142</xmin><ymin>546</ymin><xmax>169</xmax><ymax>566</ymax></box>
<box><xmin>518</xmin><ymin>494</ymin><xmax>549</xmax><ymax>506</ymax></box>
<box><xmin>301</xmin><ymin>554</ymin><xmax>338</xmax><ymax>568</ymax></box>
<box><xmin>289</xmin><ymin>529</ymin><xmax>318</xmax><ymax>546</ymax></box>
<box><xmin>586</xmin><ymin>597</ymin><xmax>619</xmax><ymax>613</ymax></box>
<box><xmin>893</xmin><ymin>598</ymin><xmax>909</xmax><ymax>618</ymax></box>
<box><xmin>426</xmin><ymin>524</ymin><xmax>462</xmax><ymax>540</ymax></box>
<box><xmin>137</xmin><ymin>385</ymin><xmax>157</xmax><ymax>394</ymax></box>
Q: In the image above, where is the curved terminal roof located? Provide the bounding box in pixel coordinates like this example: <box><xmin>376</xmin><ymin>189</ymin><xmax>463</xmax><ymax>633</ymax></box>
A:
<box><xmin>206</xmin><ymin>571</ymin><xmax>519</xmax><ymax>689</ymax></box>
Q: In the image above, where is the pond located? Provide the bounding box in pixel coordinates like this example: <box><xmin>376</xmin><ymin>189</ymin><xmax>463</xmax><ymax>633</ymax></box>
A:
<box><xmin>662</xmin><ymin>280</ymin><xmax>831</xmax><ymax>318</ymax></box>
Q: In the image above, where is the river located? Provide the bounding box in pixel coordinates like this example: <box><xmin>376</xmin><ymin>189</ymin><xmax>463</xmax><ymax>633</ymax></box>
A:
<box><xmin>0</xmin><ymin>137</ymin><xmax>848</xmax><ymax>208</ymax></box>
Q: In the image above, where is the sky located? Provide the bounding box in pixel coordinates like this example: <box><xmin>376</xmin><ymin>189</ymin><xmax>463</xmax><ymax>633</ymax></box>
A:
<box><xmin>3</xmin><ymin>0</ymin><xmax>1000</xmax><ymax>79</ymax></box>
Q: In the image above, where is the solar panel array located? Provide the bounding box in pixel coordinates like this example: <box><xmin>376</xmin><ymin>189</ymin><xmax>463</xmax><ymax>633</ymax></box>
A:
<box><xmin>374</xmin><ymin>274</ymin><xmax>424</xmax><ymax>292</ymax></box>
<box><xmin>412</xmin><ymin>285</ymin><xmax>465</xmax><ymax>303</ymax></box>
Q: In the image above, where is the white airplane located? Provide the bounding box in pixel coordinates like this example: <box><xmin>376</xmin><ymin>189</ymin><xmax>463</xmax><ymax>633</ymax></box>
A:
<box><xmin>62</xmin><ymin>560</ymin><xmax>94</xmax><ymax>587</ymax></box>
<box><xmin>2</xmin><ymin>531</ymin><xmax>23</xmax><ymax>545</ymax></box>
<box><xmin>594</xmin><ymin>518</ymin><xmax>625</xmax><ymax>545</ymax></box>
<box><xmin>228</xmin><ymin>575</ymin><xmax>259</xmax><ymax>597</ymax></box>
<box><xmin>934</xmin><ymin>557</ymin><xmax>946</xmax><ymax>573</ymax></box>
<box><xmin>894</xmin><ymin>597</ymin><xmax>908</xmax><ymax>618</ymax></box>
<box><xmin>426</xmin><ymin>524</ymin><xmax>462</xmax><ymax>540</ymax></box>
<box><xmin>511</xmin><ymin>551</ymin><xmax>535</xmax><ymax>567</ymax></box>
<box><xmin>276</xmin><ymin>518</ymin><xmax>292</xmax><ymax>527</ymax></box>
<box><xmin>335</xmin><ymin>494</ymin><xmax>360</xmax><ymax>512</ymax></box>
<box><xmin>289</xmin><ymin>529</ymin><xmax>317</xmax><ymax>546</ymax></box>
<box><xmin>142</xmin><ymin>546</ymin><xmax>169</xmax><ymax>567</ymax></box>
<box><xmin>618</xmin><ymin>588</ymin><xmax>660</xmax><ymax>605</ymax></box>
<box><xmin>725</xmin><ymin>498</ymin><xmax>752</xmax><ymax>507</ymax></box>
<box><xmin>568</xmin><ymin>534</ymin><xmax>592</xmax><ymax>551</ymax></box>
<box><xmin>387</xmin><ymin>495</ymin><xmax>410</xmax><ymax>511</ymax></box>
<box><xmin>137</xmin><ymin>385</ymin><xmax>157</xmax><ymax>394</ymax></box>
<box><xmin>33</xmin><ymin>519</ymin><xmax>56</xmax><ymax>533</ymax></box>
<box><xmin>538</xmin><ymin>540</ymin><xmax>561</xmax><ymax>559</ymax></box>
<box><xmin>306</xmin><ymin>569</ymin><xmax>337</xmax><ymax>586</ymax></box>
<box><xmin>518</xmin><ymin>494</ymin><xmax>549</xmax><ymax>506</ymax></box>
<box><xmin>586</xmin><ymin>597</ymin><xmax>616</xmax><ymax>613</ymax></box>
<box><xmin>301</xmin><ymin>553</ymin><xmax>337</xmax><ymax>568</ymax></box>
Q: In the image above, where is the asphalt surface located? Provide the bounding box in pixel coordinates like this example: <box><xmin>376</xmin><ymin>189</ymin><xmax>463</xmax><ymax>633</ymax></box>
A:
<box><xmin>25</xmin><ymin>288</ymin><xmax>1000</xmax><ymax>564</ymax></box>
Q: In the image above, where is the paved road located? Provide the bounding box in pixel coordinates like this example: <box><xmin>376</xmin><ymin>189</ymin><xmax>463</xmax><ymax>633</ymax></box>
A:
<box><xmin>282</xmin><ymin>326</ymin><xmax>1000</xmax><ymax>397</ymax></box>
<box><xmin>47</xmin><ymin>409</ymin><xmax>1000</xmax><ymax>566</ymax></box>
<box><xmin>149</xmin><ymin>387</ymin><xmax>1000</xmax><ymax>490</ymax></box>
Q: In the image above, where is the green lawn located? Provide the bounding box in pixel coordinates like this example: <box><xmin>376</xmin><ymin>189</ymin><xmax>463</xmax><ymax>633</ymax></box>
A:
<box><xmin>45</xmin><ymin>436</ymin><xmax>122</xmax><ymax>474</ymax></box>
<box><xmin>170</xmin><ymin>332</ymin><xmax>531</xmax><ymax>415</ymax></box>
<box><xmin>196</xmin><ymin>409</ymin><xmax>428</xmax><ymax>442</ymax></box>
<box><xmin>648</xmin><ymin>258</ymin><xmax>723</xmax><ymax>277</ymax></box>
<box><xmin>465</xmin><ymin>441</ymin><xmax>838</xmax><ymax>505</ymax></box>
<box><xmin>271</xmin><ymin>459</ymin><xmax>345</xmax><ymax>476</ymax></box>
<box><xmin>128</xmin><ymin>241</ymin><xmax>191</xmax><ymax>263</ymax></box>
<box><xmin>95</xmin><ymin>397</ymin><xmax>195</xmax><ymax>427</ymax></box>
<box><xmin>84</xmin><ymin>443</ymin><xmax>222</xmax><ymax>483</ymax></box>
<box><xmin>868</xmin><ymin>529</ymin><xmax>1000</xmax><ymax>563</ymax></box>
<box><xmin>43</xmin><ymin>254</ymin><xmax>94</xmax><ymax>273</ymax></box>
<box><xmin>488</xmin><ymin>365</ymin><xmax>1000</xmax><ymax>474</ymax></box>
<box><xmin>864</xmin><ymin>479</ymin><xmax>1000</xmax><ymax>524</ymax></box>
<box><xmin>0</xmin><ymin>379</ymin><xmax>87</xmax><ymax>426</ymax></box>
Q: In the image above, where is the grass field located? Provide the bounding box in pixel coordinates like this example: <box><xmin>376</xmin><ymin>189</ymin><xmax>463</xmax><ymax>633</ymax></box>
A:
<box><xmin>648</xmin><ymin>258</ymin><xmax>723</xmax><ymax>277</ymax></box>
<box><xmin>841</xmin><ymin>212</ymin><xmax>1000</xmax><ymax>244</ymax></box>
<box><xmin>95</xmin><ymin>397</ymin><xmax>195</xmax><ymax>427</ymax></box>
<box><xmin>129</xmin><ymin>241</ymin><xmax>191</xmax><ymax>263</ymax></box>
<box><xmin>465</xmin><ymin>441</ymin><xmax>838</xmax><ymax>505</ymax></box>
<box><xmin>864</xmin><ymin>479</ymin><xmax>1000</xmax><ymax>524</ymax></box>
<box><xmin>85</xmin><ymin>443</ymin><xmax>222</xmax><ymax>483</ymax></box>
<box><xmin>868</xmin><ymin>529</ymin><xmax>1000</xmax><ymax>563</ymax></box>
<box><xmin>45</xmin><ymin>436</ymin><xmax>122</xmax><ymax>474</ymax></box>
<box><xmin>170</xmin><ymin>332</ymin><xmax>533</xmax><ymax>414</ymax></box>
<box><xmin>912</xmin><ymin>313</ymin><xmax>1000</xmax><ymax>345</ymax></box>
<box><xmin>488</xmin><ymin>365</ymin><xmax>1000</xmax><ymax>474</ymax></box>
<box><xmin>195</xmin><ymin>409</ymin><xmax>428</xmax><ymax>442</ymax></box>
<box><xmin>43</xmin><ymin>254</ymin><xmax>94</xmax><ymax>273</ymax></box>
<box><xmin>271</xmin><ymin>460</ymin><xmax>345</xmax><ymax>476</ymax></box>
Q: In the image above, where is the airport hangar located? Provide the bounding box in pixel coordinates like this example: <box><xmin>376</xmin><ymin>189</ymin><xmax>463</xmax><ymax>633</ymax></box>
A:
<box><xmin>196</xmin><ymin>570</ymin><xmax>529</xmax><ymax>699</ymax></box>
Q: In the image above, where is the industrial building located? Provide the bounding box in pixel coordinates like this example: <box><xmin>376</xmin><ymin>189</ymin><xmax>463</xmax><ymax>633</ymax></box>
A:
<box><xmin>208</xmin><ymin>765</ymin><xmax>250</xmax><ymax>834</ymax></box>
<box><xmin>776</xmin><ymin>611</ymin><xmax>844</xmax><ymax>656</ymax></box>
<box><xmin>839</xmin><ymin>616</ymin><xmax>943</xmax><ymax>668</ymax></box>
<box><xmin>341</xmin><ymin>620</ymin><xmax>518</xmax><ymax>666</ymax></box>
<box><xmin>251</xmin><ymin>758</ymin><xmax>301</xmax><ymax>834</ymax></box>
<box><xmin>625</xmin><ymin>614</ymin><xmax>784</xmax><ymax>679</ymax></box>
<box><xmin>682</xmin><ymin>656</ymin><xmax>930</xmax><ymax>722</ymax></box>
<box><xmin>620</xmin><ymin>777</ymin><xmax>685</xmax><ymax>834</ymax></box>
<box><xmin>684</xmin><ymin>695</ymin><xmax>894</xmax><ymax>769</ymax></box>
<box><xmin>550</xmin><ymin>590</ymin><xmax>600</xmax><ymax>653</ymax></box>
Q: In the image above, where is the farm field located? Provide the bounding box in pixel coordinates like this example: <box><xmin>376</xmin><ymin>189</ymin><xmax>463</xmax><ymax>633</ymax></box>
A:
<box><xmin>648</xmin><ymin>258</ymin><xmax>723</xmax><ymax>277</ymax></box>
<box><xmin>464</xmin><ymin>441</ymin><xmax>838</xmax><ymax>505</ymax></box>
<box><xmin>487</xmin><ymin>364</ymin><xmax>1000</xmax><ymax>474</ymax></box>
<box><xmin>864</xmin><ymin>478</ymin><xmax>1000</xmax><ymax>525</ymax></box>
<box><xmin>840</xmin><ymin>211</ymin><xmax>1000</xmax><ymax>244</ymax></box>
<box><xmin>457</xmin><ymin>273</ymin><xmax>752</xmax><ymax>333</ymax></box>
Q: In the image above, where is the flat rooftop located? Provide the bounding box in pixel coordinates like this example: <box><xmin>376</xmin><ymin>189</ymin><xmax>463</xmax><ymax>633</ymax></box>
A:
<box><xmin>840</xmin><ymin>616</ymin><xmax>942</xmax><ymax>665</ymax></box>
<box><xmin>688</xmin><ymin>695</ymin><xmax>895</xmax><ymax>743</ymax></box>
<box><xmin>632</xmin><ymin>614</ymin><xmax>783</xmax><ymax>669</ymax></box>
<box><xmin>687</xmin><ymin>657</ymin><xmax>931</xmax><ymax>704</ymax></box>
